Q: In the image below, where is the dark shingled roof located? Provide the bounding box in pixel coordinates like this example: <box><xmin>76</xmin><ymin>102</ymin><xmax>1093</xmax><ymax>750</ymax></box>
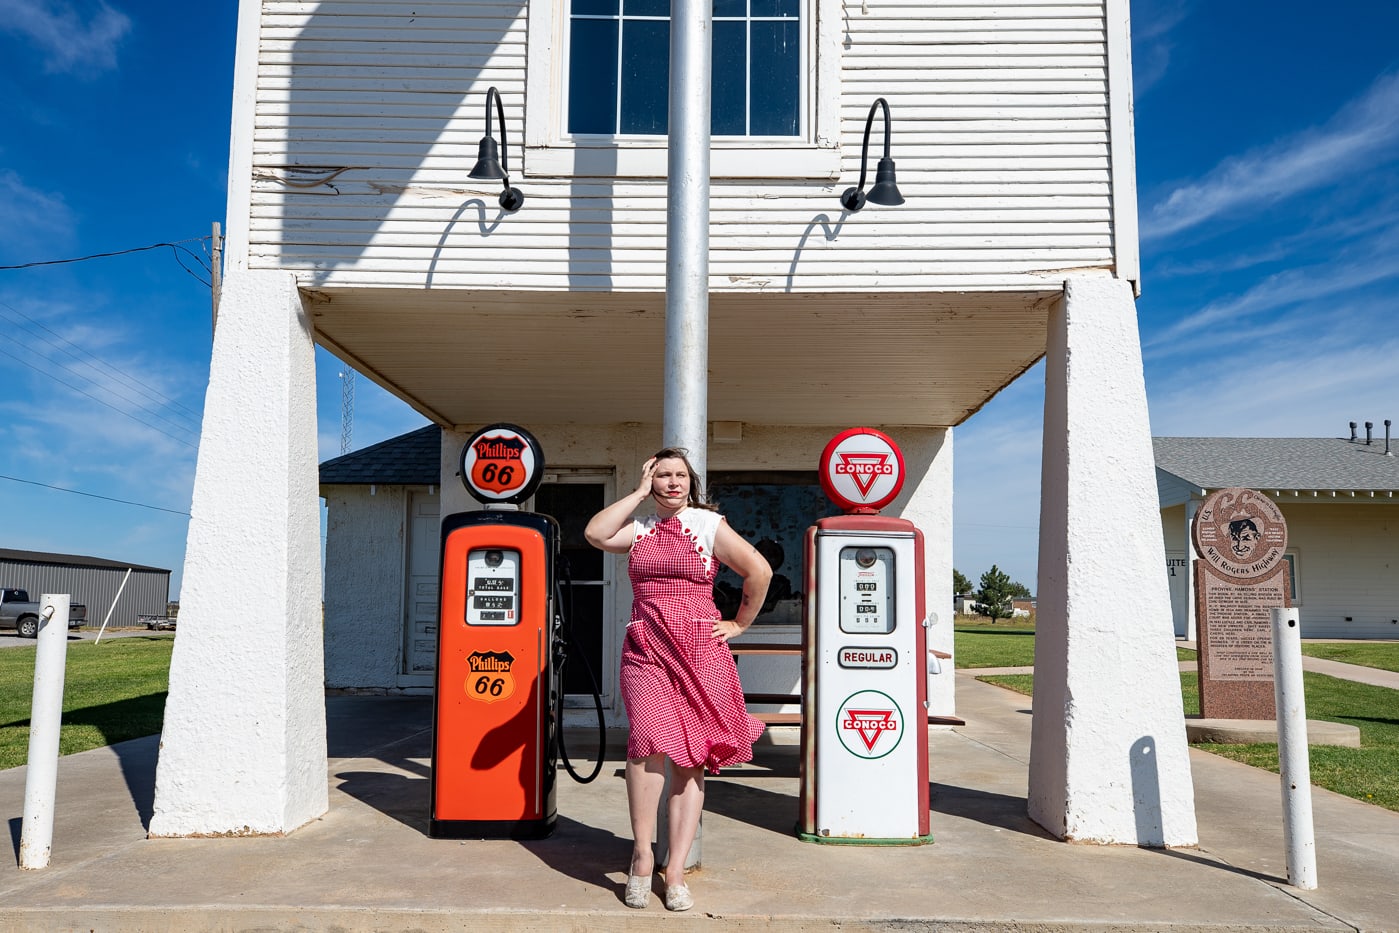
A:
<box><xmin>1154</xmin><ymin>436</ymin><xmax>1399</xmax><ymax>492</ymax></box>
<box><xmin>0</xmin><ymin>549</ymin><xmax>169</xmax><ymax>573</ymax></box>
<box><xmin>319</xmin><ymin>425</ymin><xmax>442</xmax><ymax>485</ymax></box>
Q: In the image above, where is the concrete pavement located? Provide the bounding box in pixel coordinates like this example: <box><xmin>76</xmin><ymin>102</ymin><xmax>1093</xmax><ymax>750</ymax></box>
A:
<box><xmin>2</xmin><ymin>671</ymin><xmax>1397</xmax><ymax>931</ymax></box>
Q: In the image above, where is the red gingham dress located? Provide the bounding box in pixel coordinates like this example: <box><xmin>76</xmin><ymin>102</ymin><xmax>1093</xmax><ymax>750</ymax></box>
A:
<box><xmin>620</xmin><ymin>508</ymin><xmax>764</xmax><ymax>773</ymax></box>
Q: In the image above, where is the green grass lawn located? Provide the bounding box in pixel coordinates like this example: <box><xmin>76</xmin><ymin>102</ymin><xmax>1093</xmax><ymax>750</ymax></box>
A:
<box><xmin>1300</xmin><ymin>641</ymin><xmax>1399</xmax><ymax>673</ymax></box>
<box><xmin>955</xmin><ymin>622</ymin><xmax>1196</xmax><ymax>668</ymax></box>
<box><xmin>977</xmin><ymin>668</ymin><xmax>1399</xmax><ymax>813</ymax></box>
<box><xmin>0</xmin><ymin>635</ymin><xmax>173</xmax><ymax>771</ymax></box>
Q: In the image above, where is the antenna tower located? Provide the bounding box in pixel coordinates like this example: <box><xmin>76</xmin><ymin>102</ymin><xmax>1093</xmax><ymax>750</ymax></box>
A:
<box><xmin>339</xmin><ymin>370</ymin><xmax>355</xmax><ymax>454</ymax></box>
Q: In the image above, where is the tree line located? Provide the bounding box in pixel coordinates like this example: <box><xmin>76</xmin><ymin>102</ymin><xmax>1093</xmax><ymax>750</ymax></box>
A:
<box><xmin>953</xmin><ymin>566</ymin><xmax>1031</xmax><ymax>622</ymax></box>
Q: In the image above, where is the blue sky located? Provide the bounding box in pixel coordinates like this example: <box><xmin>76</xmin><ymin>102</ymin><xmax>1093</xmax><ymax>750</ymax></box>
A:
<box><xmin>1</xmin><ymin>1</ymin><xmax>1396</xmax><ymax>597</ymax></box>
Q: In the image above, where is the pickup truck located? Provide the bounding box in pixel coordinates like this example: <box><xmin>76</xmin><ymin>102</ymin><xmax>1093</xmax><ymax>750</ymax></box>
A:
<box><xmin>0</xmin><ymin>588</ymin><xmax>88</xmax><ymax>638</ymax></box>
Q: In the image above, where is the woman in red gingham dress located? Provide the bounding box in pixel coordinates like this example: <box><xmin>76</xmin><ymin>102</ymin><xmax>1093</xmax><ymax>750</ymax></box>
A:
<box><xmin>586</xmin><ymin>448</ymin><xmax>771</xmax><ymax>913</ymax></box>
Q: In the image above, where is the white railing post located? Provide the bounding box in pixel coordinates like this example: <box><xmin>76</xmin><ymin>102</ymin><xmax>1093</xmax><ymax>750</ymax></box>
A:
<box><xmin>1271</xmin><ymin>606</ymin><xmax>1317</xmax><ymax>889</ymax></box>
<box><xmin>20</xmin><ymin>594</ymin><xmax>71</xmax><ymax>870</ymax></box>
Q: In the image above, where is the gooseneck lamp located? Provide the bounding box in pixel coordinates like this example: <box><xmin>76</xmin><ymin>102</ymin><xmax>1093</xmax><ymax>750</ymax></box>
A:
<box><xmin>469</xmin><ymin>86</ymin><xmax>524</xmax><ymax>213</ymax></box>
<box><xmin>840</xmin><ymin>97</ymin><xmax>904</xmax><ymax>212</ymax></box>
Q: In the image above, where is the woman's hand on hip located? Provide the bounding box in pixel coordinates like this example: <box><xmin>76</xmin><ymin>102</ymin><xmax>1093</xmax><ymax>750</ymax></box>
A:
<box><xmin>712</xmin><ymin>618</ymin><xmax>749</xmax><ymax>642</ymax></box>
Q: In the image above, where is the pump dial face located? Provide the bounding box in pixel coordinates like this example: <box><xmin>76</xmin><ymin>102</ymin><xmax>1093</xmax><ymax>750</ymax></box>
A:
<box><xmin>459</xmin><ymin>423</ymin><xmax>546</xmax><ymax>504</ymax></box>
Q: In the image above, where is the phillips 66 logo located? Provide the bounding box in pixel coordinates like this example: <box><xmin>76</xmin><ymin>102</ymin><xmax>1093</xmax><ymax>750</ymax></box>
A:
<box><xmin>459</xmin><ymin>424</ymin><xmax>544</xmax><ymax>504</ymax></box>
<box><xmin>469</xmin><ymin>433</ymin><xmax>528</xmax><ymax>495</ymax></box>
<box><xmin>465</xmin><ymin>650</ymin><xmax>517</xmax><ymax>704</ymax></box>
<box><xmin>835</xmin><ymin>690</ymin><xmax>903</xmax><ymax>759</ymax></box>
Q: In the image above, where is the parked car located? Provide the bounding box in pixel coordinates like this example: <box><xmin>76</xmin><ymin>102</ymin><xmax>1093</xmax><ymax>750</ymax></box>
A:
<box><xmin>0</xmin><ymin>588</ymin><xmax>88</xmax><ymax>638</ymax></box>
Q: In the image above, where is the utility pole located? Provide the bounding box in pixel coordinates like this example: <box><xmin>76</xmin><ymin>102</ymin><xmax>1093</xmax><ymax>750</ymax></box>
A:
<box><xmin>210</xmin><ymin>221</ymin><xmax>222</xmax><ymax>335</ymax></box>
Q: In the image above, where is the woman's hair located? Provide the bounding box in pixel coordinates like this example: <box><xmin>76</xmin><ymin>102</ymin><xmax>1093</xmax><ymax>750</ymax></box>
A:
<box><xmin>651</xmin><ymin>447</ymin><xmax>718</xmax><ymax>511</ymax></box>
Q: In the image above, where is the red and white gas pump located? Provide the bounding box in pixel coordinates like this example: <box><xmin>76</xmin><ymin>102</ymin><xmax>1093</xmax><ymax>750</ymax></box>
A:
<box><xmin>797</xmin><ymin>428</ymin><xmax>933</xmax><ymax>845</ymax></box>
<box><xmin>430</xmin><ymin>423</ymin><xmax>561</xmax><ymax>839</ymax></box>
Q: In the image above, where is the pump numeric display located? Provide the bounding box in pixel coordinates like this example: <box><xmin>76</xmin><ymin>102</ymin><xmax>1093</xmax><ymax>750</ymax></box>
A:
<box><xmin>464</xmin><ymin>548</ymin><xmax>521</xmax><ymax>626</ymax></box>
<box><xmin>838</xmin><ymin>546</ymin><xmax>895</xmax><ymax>634</ymax></box>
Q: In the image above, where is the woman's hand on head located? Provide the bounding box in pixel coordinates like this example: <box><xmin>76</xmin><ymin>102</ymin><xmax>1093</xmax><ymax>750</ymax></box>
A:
<box><xmin>635</xmin><ymin>457</ymin><xmax>658</xmax><ymax>498</ymax></box>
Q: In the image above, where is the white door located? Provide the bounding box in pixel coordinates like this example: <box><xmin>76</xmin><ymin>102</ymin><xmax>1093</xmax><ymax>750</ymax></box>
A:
<box><xmin>403</xmin><ymin>490</ymin><xmax>441</xmax><ymax>679</ymax></box>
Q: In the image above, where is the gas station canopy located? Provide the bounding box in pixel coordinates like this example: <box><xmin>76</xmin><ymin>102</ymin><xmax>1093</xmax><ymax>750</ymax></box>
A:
<box><xmin>306</xmin><ymin>287</ymin><xmax>1056</xmax><ymax>430</ymax></box>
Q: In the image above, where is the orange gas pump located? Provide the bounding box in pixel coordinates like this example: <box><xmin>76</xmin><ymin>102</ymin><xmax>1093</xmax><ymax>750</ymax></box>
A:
<box><xmin>430</xmin><ymin>424</ymin><xmax>561</xmax><ymax>839</ymax></box>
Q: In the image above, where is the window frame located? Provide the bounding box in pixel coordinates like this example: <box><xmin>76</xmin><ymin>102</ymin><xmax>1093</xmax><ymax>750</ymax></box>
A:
<box><xmin>1282</xmin><ymin>550</ymin><xmax>1301</xmax><ymax>606</ymax></box>
<box><xmin>524</xmin><ymin>0</ymin><xmax>841</xmax><ymax>179</ymax></box>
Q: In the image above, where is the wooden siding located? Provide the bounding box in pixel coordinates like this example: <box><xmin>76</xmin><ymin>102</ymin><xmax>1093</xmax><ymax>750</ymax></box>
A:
<box><xmin>246</xmin><ymin>0</ymin><xmax>1119</xmax><ymax>293</ymax></box>
<box><xmin>1155</xmin><ymin>469</ymin><xmax>1199</xmax><ymax>509</ymax></box>
<box><xmin>1282</xmin><ymin>503</ymin><xmax>1399</xmax><ymax>639</ymax></box>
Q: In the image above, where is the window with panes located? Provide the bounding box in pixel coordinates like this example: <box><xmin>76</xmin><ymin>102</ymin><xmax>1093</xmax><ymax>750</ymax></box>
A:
<box><xmin>567</xmin><ymin>0</ymin><xmax>803</xmax><ymax>138</ymax></box>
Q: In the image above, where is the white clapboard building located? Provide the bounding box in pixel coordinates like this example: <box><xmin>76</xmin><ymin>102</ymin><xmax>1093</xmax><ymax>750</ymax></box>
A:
<box><xmin>154</xmin><ymin>0</ymin><xmax>1197</xmax><ymax>848</ymax></box>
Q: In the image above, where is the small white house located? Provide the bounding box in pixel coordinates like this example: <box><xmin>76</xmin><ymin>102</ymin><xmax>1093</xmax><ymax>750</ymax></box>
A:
<box><xmin>1156</xmin><ymin>434</ymin><xmax>1399</xmax><ymax>641</ymax></box>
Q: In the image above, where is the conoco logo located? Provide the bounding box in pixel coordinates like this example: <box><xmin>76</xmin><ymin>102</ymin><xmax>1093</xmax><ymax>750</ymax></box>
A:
<box><xmin>834</xmin><ymin>452</ymin><xmax>893</xmax><ymax>498</ymax></box>
<box><xmin>835</xmin><ymin>690</ymin><xmax>904</xmax><ymax>759</ymax></box>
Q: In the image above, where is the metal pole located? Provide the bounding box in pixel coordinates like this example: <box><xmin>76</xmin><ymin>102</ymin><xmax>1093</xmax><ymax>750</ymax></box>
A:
<box><xmin>20</xmin><ymin>595</ymin><xmax>70</xmax><ymax>870</ymax></box>
<box><xmin>94</xmin><ymin>567</ymin><xmax>133</xmax><ymax>645</ymax></box>
<box><xmin>662</xmin><ymin>0</ymin><xmax>712</xmax><ymax>483</ymax></box>
<box><xmin>1271</xmin><ymin>606</ymin><xmax>1317</xmax><ymax>889</ymax></box>
<box><xmin>656</xmin><ymin>0</ymin><xmax>712</xmax><ymax>874</ymax></box>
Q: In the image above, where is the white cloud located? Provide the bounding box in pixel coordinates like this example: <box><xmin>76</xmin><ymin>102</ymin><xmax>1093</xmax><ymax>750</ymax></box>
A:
<box><xmin>1147</xmin><ymin>332</ymin><xmax>1399</xmax><ymax>438</ymax></box>
<box><xmin>1142</xmin><ymin>71</ymin><xmax>1399</xmax><ymax>242</ymax></box>
<box><xmin>1145</xmin><ymin>237</ymin><xmax>1399</xmax><ymax>355</ymax></box>
<box><xmin>0</xmin><ymin>0</ymin><xmax>131</xmax><ymax>75</ymax></box>
<box><xmin>0</xmin><ymin>170</ymin><xmax>74</xmax><ymax>248</ymax></box>
<box><xmin>1130</xmin><ymin>0</ymin><xmax>1192</xmax><ymax>98</ymax></box>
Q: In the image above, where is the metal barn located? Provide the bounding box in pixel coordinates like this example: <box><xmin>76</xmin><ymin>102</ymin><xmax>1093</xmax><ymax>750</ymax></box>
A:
<box><xmin>0</xmin><ymin>549</ymin><xmax>171</xmax><ymax>629</ymax></box>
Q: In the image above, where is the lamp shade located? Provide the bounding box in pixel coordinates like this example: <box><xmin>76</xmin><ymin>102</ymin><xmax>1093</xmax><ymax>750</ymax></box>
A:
<box><xmin>866</xmin><ymin>157</ymin><xmax>904</xmax><ymax>206</ymax></box>
<box><xmin>469</xmin><ymin>137</ymin><xmax>506</xmax><ymax>180</ymax></box>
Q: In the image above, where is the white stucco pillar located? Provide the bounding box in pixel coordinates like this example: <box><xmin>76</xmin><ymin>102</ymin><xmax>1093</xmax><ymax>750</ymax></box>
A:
<box><xmin>893</xmin><ymin>428</ymin><xmax>955</xmax><ymax>719</ymax></box>
<box><xmin>150</xmin><ymin>268</ymin><xmax>327</xmax><ymax>836</ymax></box>
<box><xmin>1028</xmin><ymin>275</ymin><xmax>1197</xmax><ymax>846</ymax></box>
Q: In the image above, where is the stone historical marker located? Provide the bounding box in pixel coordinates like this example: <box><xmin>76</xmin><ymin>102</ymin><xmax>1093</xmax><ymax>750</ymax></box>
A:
<box><xmin>1192</xmin><ymin>487</ymin><xmax>1290</xmax><ymax>720</ymax></box>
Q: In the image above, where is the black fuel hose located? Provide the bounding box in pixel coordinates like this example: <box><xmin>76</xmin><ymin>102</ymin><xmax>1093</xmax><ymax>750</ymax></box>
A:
<box><xmin>554</xmin><ymin>560</ymin><xmax>605</xmax><ymax>784</ymax></box>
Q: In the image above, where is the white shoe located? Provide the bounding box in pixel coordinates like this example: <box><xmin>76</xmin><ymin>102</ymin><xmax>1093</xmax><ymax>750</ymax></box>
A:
<box><xmin>624</xmin><ymin>874</ymin><xmax>650</xmax><ymax>909</ymax></box>
<box><xmin>664</xmin><ymin>883</ymin><xmax>694</xmax><ymax>912</ymax></box>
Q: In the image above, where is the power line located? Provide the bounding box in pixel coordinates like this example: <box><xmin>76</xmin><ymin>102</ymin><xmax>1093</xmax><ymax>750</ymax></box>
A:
<box><xmin>0</xmin><ymin>238</ymin><xmax>213</xmax><ymax>277</ymax></box>
<box><xmin>0</xmin><ymin>300</ymin><xmax>204</xmax><ymax>444</ymax></box>
<box><xmin>0</xmin><ymin>473</ymin><xmax>190</xmax><ymax>516</ymax></box>
<box><xmin>0</xmin><ymin>344</ymin><xmax>198</xmax><ymax>449</ymax></box>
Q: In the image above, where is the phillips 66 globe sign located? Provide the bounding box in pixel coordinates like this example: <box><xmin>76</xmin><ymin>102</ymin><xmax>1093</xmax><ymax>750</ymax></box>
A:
<box><xmin>459</xmin><ymin>423</ymin><xmax>546</xmax><ymax>505</ymax></box>
<box><xmin>818</xmin><ymin>427</ymin><xmax>906</xmax><ymax>513</ymax></box>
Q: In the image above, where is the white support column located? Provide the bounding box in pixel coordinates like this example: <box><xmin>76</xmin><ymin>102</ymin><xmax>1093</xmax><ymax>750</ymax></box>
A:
<box><xmin>1028</xmin><ymin>275</ymin><xmax>1197</xmax><ymax>846</ymax></box>
<box><xmin>150</xmin><ymin>268</ymin><xmax>327</xmax><ymax>836</ymax></box>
